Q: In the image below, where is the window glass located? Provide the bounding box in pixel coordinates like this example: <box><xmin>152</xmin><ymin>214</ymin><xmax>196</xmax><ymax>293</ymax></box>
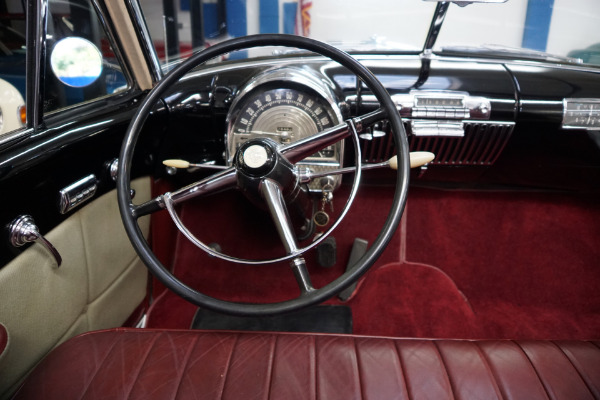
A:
<box><xmin>138</xmin><ymin>0</ymin><xmax>434</xmax><ymax>68</ymax></box>
<box><xmin>137</xmin><ymin>0</ymin><xmax>600</xmax><ymax>68</ymax></box>
<box><xmin>43</xmin><ymin>0</ymin><xmax>129</xmax><ymax>114</ymax></box>
<box><xmin>0</xmin><ymin>0</ymin><xmax>26</xmax><ymax>135</ymax></box>
<box><xmin>435</xmin><ymin>0</ymin><xmax>600</xmax><ymax>66</ymax></box>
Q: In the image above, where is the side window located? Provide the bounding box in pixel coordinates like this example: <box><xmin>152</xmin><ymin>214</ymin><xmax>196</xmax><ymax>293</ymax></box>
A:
<box><xmin>43</xmin><ymin>0</ymin><xmax>129</xmax><ymax>114</ymax></box>
<box><xmin>0</xmin><ymin>1</ymin><xmax>26</xmax><ymax>136</ymax></box>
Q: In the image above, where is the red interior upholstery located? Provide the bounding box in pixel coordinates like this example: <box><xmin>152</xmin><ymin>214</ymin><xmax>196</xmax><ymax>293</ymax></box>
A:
<box><xmin>13</xmin><ymin>328</ymin><xmax>600</xmax><ymax>399</ymax></box>
<box><xmin>0</xmin><ymin>323</ymin><xmax>7</xmax><ymax>361</ymax></box>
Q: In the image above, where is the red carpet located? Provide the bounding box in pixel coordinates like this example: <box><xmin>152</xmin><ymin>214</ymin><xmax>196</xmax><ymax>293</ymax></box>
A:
<box><xmin>405</xmin><ymin>187</ymin><xmax>600</xmax><ymax>339</ymax></box>
<box><xmin>147</xmin><ymin>181</ymin><xmax>600</xmax><ymax>340</ymax></box>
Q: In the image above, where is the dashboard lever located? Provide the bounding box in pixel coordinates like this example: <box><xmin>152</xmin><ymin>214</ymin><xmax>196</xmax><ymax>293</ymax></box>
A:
<box><xmin>162</xmin><ymin>159</ymin><xmax>228</xmax><ymax>170</ymax></box>
<box><xmin>299</xmin><ymin>151</ymin><xmax>435</xmax><ymax>182</ymax></box>
<box><xmin>391</xmin><ymin>151</ymin><xmax>435</xmax><ymax>169</ymax></box>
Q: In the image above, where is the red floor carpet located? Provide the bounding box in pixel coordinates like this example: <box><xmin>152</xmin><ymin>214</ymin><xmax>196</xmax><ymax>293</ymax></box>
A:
<box><xmin>146</xmin><ymin>183</ymin><xmax>600</xmax><ymax>340</ymax></box>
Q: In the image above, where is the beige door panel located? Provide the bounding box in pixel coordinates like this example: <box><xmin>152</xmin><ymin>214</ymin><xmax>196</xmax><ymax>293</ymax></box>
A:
<box><xmin>0</xmin><ymin>177</ymin><xmax>151</xmax><ymax>398</ymax></box>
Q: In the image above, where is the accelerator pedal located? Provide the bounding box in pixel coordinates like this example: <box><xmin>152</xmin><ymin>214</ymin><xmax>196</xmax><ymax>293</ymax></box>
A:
<box><xmin>338</xmin><ymin>238</ymin><xmax>369</xmax><ymax>301</ymax></box>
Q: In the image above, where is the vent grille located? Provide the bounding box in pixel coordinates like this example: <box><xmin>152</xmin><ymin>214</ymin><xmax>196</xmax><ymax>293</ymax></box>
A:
<box><xmin>361</xmin><ymin>122</ymin><xmax>514</xmax><ymax>166</ymax></box>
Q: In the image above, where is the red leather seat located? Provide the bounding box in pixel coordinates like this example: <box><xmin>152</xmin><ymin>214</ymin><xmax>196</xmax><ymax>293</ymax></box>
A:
<box><xmin>12</xmin><ymin>328</ymin><xmax>600</xmax><ymax>399</ymax></box>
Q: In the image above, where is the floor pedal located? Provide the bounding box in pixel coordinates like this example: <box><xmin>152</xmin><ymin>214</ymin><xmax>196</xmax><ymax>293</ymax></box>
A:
<box><xmin>338</xmin><ymin>238</ymin><xmax>369</xmax><ymax>301</ymax></box>
<box><xmin>316</xmin><ymin>236</ymin><xmax>337</xmax><ymax>268</ymax></box>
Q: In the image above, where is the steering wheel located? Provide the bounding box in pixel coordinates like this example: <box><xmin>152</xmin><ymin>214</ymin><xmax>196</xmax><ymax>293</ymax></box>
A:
<box><xmin>117</xmin><ymin>34</ymin><xmax>410</xmax><ymax>316</ymax></box>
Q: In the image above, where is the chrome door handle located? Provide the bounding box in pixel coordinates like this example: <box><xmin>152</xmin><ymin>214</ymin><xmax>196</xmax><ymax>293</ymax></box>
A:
<box><xmin>9</xmin><ymin>215</ymin><xmax>62</xmax><ymax>267</ymax></box>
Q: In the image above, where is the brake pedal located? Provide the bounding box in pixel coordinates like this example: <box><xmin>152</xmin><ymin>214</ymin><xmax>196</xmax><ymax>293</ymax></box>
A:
<box><xmin>316</xmin><ymin>236</ymin><xmax>337</xmax><ymax>268</ymax></box>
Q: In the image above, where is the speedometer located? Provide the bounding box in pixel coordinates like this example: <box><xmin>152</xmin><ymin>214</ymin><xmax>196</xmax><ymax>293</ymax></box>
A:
<box><xmin>225</xmin><ymin>67</ymin><xmax>345</xmax><ymax>192</ymax></box>
<box><xmin>228</xmin><ymin>87</ymin><xmax>338</xmax><ymax>161</ymax></box>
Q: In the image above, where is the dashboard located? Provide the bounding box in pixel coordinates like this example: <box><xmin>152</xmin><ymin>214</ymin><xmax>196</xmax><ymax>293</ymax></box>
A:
<box><xmin>152</xmin><ymin>54</ymin><xmax>600</xmax><ymax>192</ymax></box>
<box><xmin>2</xmin><ymin>51</ymin><xmax>600</xmax><ymax>267</ymax></box>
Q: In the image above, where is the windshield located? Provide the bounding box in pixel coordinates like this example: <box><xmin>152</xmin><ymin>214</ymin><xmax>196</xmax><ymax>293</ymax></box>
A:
<box><xmin>137</xmin><ymin>0</ymin><xmax>600</xmax><ymax>67</ymax></box>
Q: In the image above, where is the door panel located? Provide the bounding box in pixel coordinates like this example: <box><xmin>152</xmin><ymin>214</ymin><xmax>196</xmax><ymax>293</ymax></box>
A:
<box><xmin>0</xmin><ymin>177</ymin><xmax>150</xmax><ymax>398</ymax></box>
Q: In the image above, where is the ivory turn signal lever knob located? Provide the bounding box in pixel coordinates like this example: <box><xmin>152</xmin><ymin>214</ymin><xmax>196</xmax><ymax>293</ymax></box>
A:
<box><xmin>162</xmin><ymin>159</ymin><xmax>227</xmax><ymax>170</ymax></box>
<box><xmin>389</xmin><ymin>152</ymin><xmax>435</xmax><ymax>170</ymax></box>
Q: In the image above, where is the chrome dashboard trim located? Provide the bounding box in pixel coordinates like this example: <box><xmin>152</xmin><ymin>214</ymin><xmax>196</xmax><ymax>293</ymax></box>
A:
<box><xmin>562</xmin><ymin>98</ymin><xmax>600</xmax><ymax>130</ymax></box>
<box><xmin>346</xmin><ymin>91</ymin><xmax>492</xmax><ymax>120</ymax></box>
<box><xmin>227</xmin><ymin>67</ymin><xmax>340</xmax><ymax>117</ymax></box>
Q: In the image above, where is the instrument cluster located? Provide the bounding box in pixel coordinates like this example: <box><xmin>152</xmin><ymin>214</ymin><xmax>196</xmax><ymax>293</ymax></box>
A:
<box><xmin>225</xmin><ymin>67</ymin><xmax>344</xmax><ymax>191</ymax></box>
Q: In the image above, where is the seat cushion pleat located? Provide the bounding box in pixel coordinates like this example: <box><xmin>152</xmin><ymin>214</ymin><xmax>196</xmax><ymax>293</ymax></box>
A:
<box><xmin>125</xmin><ymin>331</ymin><xmax>199</xmax><ymax>399</ymax></box>
<box><xmin>519</xmin><ymin>341</ymin><xmax>595</xmax><ymax>400</ymax></box>
<box><xmin>395</xmin><ymin>340</ymin><xmax>454</xmax><ymax>400</ymax></box>
<box><xmin>79</xmin><ymin>330</ymin><xmax>162</xmax><ymax>399</ymax></box>
<box><xmin>436</xmin><ymin>341</ymin><xmax>503</xmax><ymax>399</ymax></box>
<box><xmin>315</xmin><ymin>336</ymin><xmax>362</xmax><ymax>400</ymax></box>
<box><xmin>174</xmin><ymin>332</ymin><xmax>238</xmax><ymax>399</ymax></box>
<box><xmin>269</xmin><ymin>335</ymin><xmax>316</xmax><ymax>400</ymax></box>
<box><xmin>477</xmin><ymin>341</ymin><xmax>549</xmax><ymax>400</ymax></box>
<box><xmin>552</xmin><ymin>341</ymin><xmax>600</xmax><ymax>399</ymax></box>
<box><xmin>221</xmin><ymin>333</ymin><xmax>276</xmax><ymax>400</ymax></box>
<box><xmin>355</xmin><ymin>337</ymin><xmax>410</xmax><ymax>400</ymax></box>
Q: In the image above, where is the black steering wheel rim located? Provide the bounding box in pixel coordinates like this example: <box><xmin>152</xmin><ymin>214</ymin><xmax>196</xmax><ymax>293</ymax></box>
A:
<box><xmin>118</xmin><ymin>34</ymin><xmax>410</xmax><ymax>316</ymax></box>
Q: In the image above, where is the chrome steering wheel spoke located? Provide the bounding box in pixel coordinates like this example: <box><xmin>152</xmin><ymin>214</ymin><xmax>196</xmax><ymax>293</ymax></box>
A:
<box><xmin>290</xmin><ymin>257</ymin><xmax>315</xmax><ymax>294</ymax></box>
<box><xmin>168</xmin><ymin>167</ymin><xmax>237</xmax><ymax>204</ymax></box>
<box><xmin>260</xmin><ymin>179</ymin><xmax>300</xmax><ymax>255</ymax></box>
<box><xmin>279</xmin><ymin>108</ymin><xmax>386</xmax><ymax>164</ymax></box>
<box><xmin>260</xmin><ymin>178</ymin><xmax>315</xmax><ymax>294</ymax></box>
<box><xmin>131</xmin><ymin>167</ymin><xmax>237</xmax><ymax>218</ymax></box>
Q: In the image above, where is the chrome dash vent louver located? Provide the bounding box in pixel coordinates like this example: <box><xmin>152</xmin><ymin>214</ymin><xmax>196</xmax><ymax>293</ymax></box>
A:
<box><xmin>361</xmin><ymin>122</ymin><xmax>514</xmax><ymax>166</ymax></box>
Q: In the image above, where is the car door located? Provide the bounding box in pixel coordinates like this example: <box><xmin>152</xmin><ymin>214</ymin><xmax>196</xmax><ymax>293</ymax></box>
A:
<box><xmin>0</xmin><ymin>0</ymin><xmax>156</xmax><ymax>396</ymax></box>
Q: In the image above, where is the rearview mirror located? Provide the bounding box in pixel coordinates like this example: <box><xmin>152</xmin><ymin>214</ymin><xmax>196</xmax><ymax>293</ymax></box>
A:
<box><xmin>50</xmin><ymin>37</ymin><xmax>103</xmax><ymax>87</ymax></box>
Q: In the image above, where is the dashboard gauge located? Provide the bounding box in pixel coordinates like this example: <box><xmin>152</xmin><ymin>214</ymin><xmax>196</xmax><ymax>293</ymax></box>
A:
<box><xmin>228</xmin><ymin>87</ymin><xmax>338</xmax><ymax>162</ymax></box>
<box><xmin>225</xmin><ymin>67</ymin><xmax>345</xmax><ymax>192</ymax></box>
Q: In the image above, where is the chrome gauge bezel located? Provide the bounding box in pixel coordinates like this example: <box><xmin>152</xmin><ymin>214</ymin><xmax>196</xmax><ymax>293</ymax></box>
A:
<box><xmin>225</xmin><ymin>67</ymin><xmax>344</xmax><ymax>191</ymax></box>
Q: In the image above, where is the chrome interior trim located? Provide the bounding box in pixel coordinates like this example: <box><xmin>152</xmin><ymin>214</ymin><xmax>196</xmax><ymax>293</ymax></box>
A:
<box><xmin>562</xmin><ymin>98</ymin><xmax>600</xmax><ymax>130</ymax></box>
<box><xmin>9</xmin><ymin>215</ymin><xmax>62</xmax><ymax>267</ymax></box>
<box><xmin>411</xmin><ymin>120</ymin><xmax>465</xmax><ymax>137</ymax></box>
<box><xmin>58</xmin><ymin>174</ymin><xmax>98</xmax><ymax>214</ymax></box>
<box><xmin>422</xmin><ymin>2</ymin><xmax>450</xmax><ymax>54</ymax></box>
<box><xmin>30</xmin><ymin>0</ymin><xmax>48</xmax><ymax>130</ymax></box>
<box><xmin>347</xmin><ymin>91</ymin><xmax>492</xmax><ymax>120</ymax></box>
<box><xmin>127</xmin><ymin>0</ymin><xmax>163</xmax><ymax>82</ymax></box>
<box><xmin>0</xmin><ymin>127</ymin><xmax>34</xmax><ymax>148</ymax></box>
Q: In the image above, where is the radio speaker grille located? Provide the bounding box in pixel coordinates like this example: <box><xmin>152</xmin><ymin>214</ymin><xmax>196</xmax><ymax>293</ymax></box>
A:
<box><xmin>361</xmin><ymin>122</ymin><xmax>514</xmax><ymax>166</ymax></box>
